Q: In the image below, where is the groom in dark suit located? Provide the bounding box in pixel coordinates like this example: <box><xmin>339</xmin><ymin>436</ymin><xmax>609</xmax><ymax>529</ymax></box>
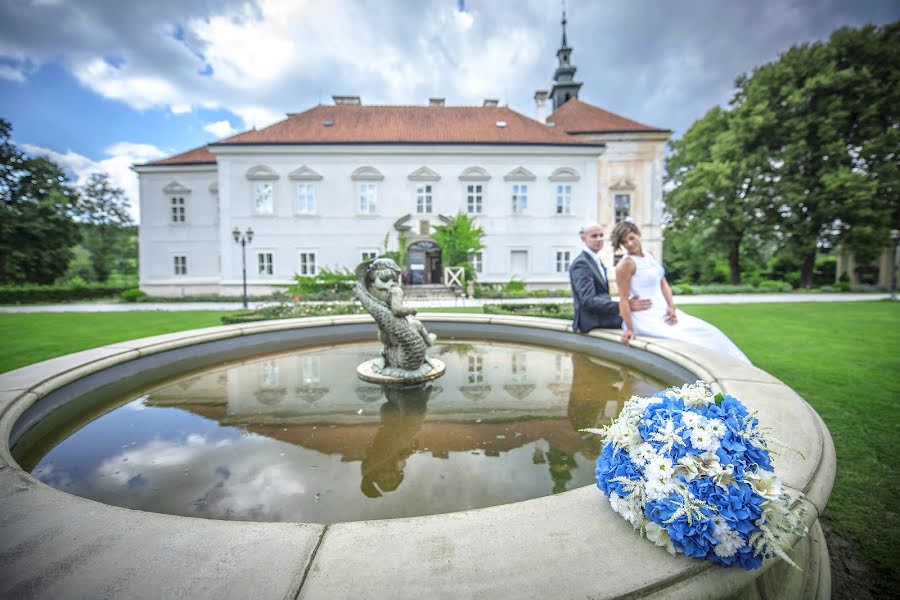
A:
<box><xmin>569</xmin><ymin>223</ymin><xmax>650</xmax><ymax>333</ymax></box>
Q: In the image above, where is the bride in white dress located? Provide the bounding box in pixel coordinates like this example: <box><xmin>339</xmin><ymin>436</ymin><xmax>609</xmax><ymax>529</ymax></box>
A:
<box><xmin>611</xmin><ymin>220</ymin><xmax>751</xmax><ymax>364</ymax></box>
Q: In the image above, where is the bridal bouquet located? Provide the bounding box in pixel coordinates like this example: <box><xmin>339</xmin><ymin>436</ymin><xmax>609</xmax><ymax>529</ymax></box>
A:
<box><xmin>588</xmin><ymin>382</ymin><xmax>808</xmax><ymax>570</ymax></box>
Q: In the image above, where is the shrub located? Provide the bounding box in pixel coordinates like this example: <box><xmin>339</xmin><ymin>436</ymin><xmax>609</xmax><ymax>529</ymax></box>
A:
<box><xmin>121</xmin><ymin>288</ymin><xmax>148</xmax><ymax>303</ymax></box>
<box><xmin>757</xmin><ymin>280</ymin><xmax>793</xmax><ymax>292</ymax></box>
<box><xmin>503</xmin><ymin>279</ymin><xmax>526</xmax><ymax>294</ymax></box>
<box><xmin>0</xmin><ymin>282</ymin><xmax>132</xmax><ymax>304</ymax></box>
<box><xmin>221</xmin><ymin>302</ymin><xmax>366</xmax><ymax>324</ymax></box>
<box><xmin>483</xmin><ymin>302</ymin><xmax>574</xmax><ymax>320</ymax></box>
<box><xmin>285</xmin><ymin>267</ymin><xmax>356</xmax><ymax>300</ymax></box>
<box><xmin>671</xmin><ymin>283</ymin><xmax>694</xmax><ymax>295</ymax></box>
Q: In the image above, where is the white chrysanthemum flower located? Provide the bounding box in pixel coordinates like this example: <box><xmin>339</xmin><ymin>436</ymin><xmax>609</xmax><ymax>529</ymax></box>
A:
<box><xmin>645</xmin><ymin>476</ymin><xmax>678</xmax><ymax>501</ymax></box>
<box><xmin>689</xmin><ymin>426</ymin><xmax>721</xmax><ymax>452</ymax></box>
<box><xmin>681</xmin><ymin>411</ymin><xmax>704</xmax><ymax>428</ymax></box>
<box><xmin>644</xmin><ymin>455</ymin><xmax>677</xmax><ymax>501</ymax></box>
<box><xmin>632</xmin><ymin>443</ymin><xmax>657</xmax><ymax>466</ymax></box>
<box><xmin>644</xmin><ymin>521</ymin><xmax>676</xmax><ymax>555</ymax></box>
<box><xmin>647</xmin><ymin>454</ymin><xmax>674</xmax><ymax>480</ymax></box>
<box><xmin>707</xmin><ymin>418</ymin><xmax>728</xmax><ymax>438</ymax></box>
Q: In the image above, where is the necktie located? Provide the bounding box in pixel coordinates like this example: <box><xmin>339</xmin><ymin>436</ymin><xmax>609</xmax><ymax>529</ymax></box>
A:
<box><xmin>597</xmin><ymin>259</ymin><xmax>607</xmax><ymax>285</ymax></box>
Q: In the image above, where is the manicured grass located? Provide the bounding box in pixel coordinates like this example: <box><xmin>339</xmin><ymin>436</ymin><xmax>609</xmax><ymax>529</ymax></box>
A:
<box><xmin>680</xmin><ymin>302</ymin><xmax>899</xmax><ymax>592</ymax></box>
<box><xmin>0</xmin><ymin>312</ymin><xmax>229</xmax><ymax>373</ymax></box>
<box><xmin>1</xmin><ymin>302</ymin><xmax>897</xmax><ymax>592</ymax></box>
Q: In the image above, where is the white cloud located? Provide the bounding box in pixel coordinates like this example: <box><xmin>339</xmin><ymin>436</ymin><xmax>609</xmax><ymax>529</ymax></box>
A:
<box><xmin>21</xmin><ymin>141</ymin><xmax>167</xmax><ymax>223</ymax></box>
<box><xmin>203</xmin><ymin>119</ymin><xmax>237</xmax><ymax>138</ymax></box>
<box><xmin>0</xmin><ymin>64</ymin><xmax>25</xmax><ymax>82</ymax></box>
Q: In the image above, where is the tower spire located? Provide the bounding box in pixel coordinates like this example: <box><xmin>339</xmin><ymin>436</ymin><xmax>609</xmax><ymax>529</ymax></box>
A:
<box><xmin>550</xmin><ymin>2</ymin><xmax>582</xmax><ymax>111</ymax></box>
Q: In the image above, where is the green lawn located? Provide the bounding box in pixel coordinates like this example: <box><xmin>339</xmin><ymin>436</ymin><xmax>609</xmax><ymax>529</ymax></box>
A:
<box><xmin>0</xmin><ymin>311</ymin><xmax>229</xmax><ymax>373</ymax></box>
<box><xmin>0</xmin><ymin>302</ymin><xmax>897</xmax><ymax>592</ymax></box>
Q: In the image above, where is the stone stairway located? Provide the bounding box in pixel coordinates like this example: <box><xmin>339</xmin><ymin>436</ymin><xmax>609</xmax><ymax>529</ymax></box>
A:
<box><xmin>402</xmin><ymin>284</ymin><xmax>463</xmax><ymax>302</ymax></box>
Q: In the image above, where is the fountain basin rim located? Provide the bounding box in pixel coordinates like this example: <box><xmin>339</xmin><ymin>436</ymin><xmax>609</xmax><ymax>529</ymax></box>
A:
<box><xmin>0</xmin><ymin>313</ymin><xmax>836</xmax><ymax>599</ymax></box>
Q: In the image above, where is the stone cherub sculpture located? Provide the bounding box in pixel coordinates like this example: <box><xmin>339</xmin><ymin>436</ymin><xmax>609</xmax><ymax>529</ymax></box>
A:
<box><xmin>354</xmin><ymin>258</ymin><xmax>440</xmax><ymax>380</ymax></box>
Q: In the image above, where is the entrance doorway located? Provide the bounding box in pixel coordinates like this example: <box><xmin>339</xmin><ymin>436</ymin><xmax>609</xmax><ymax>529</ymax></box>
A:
<box><xmin>407</xmin><ymin>241</ymin><xmax>442</xmax><ymax>284</ymax></box>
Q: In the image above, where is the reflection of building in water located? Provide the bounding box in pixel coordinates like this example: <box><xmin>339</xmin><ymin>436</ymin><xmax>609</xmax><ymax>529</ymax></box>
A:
<box><xmin>144</xmin><ymin>342</ymin><xmax>662</xmax><ymax>493</ymax></box>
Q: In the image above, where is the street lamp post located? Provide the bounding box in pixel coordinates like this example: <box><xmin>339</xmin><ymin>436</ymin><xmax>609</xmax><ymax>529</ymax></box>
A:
<box><xmin>232</xmin><ymin>227</ymin><xmax>254</xmax><ymax>309</ymax></box>
<box><xmin>891</xmin><ymin>229</ymin><xmax>899</xmax><ymax>301</ymax></box>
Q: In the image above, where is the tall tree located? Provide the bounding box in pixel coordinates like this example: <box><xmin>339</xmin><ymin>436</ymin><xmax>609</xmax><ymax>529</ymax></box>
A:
<box><xmin>665</xmin><ymin>107</ymin><xmax>770</xmax><ymax>284</ymax></box>
<box><xmin>0</xmin><ymin>118</ymin><xmax>79</xmax><ymax>284</ymax></box>
<box><xmin>733</xmin><ymin>23</ymin><xmax>898</xmax><ymax>286</ymax></box>
<box><xmin>74</xmin><ymin>173</ymin><xmax>134</xmax><ymax>281</ymax></box>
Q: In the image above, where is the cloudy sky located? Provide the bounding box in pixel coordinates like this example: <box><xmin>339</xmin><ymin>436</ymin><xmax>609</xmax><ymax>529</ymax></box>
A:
<box><xmin>1</xmin><ymin>0</ymin><xmax>897</xmax><ymax>219</ymax></box>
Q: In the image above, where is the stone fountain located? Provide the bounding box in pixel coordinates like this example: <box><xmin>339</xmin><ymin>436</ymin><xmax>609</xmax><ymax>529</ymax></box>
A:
<box><xmin>353</xmin><ymin>257</ymin><xmax>445</xmax><ymax>383</ymax></box>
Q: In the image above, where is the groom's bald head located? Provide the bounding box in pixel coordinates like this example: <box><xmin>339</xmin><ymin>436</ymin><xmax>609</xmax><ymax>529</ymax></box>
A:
<box><xmin>579</xmin><ymin>223</ymin><xmax>605</xmax><ymax>252</ymax></box>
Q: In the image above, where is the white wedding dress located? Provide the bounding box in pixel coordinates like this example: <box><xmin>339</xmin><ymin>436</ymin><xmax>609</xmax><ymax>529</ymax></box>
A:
<box><xmin>623</xmin><ymin>254</ymin><xmax>751</xmax><ymax>364</ymax></box>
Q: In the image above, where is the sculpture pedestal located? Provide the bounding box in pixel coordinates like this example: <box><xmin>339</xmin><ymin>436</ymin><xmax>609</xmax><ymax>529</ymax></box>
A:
<box><xmin>356</xmin><ymin>358</ymin><xmax>446</xmax><ymax>384</ymax></box>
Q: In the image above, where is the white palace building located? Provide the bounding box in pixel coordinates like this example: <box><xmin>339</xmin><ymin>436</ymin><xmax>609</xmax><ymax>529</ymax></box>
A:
<box><xmin>134</xmin><ymin>20</ymin><xmax>670</xmax><ymax>296</ymax></box>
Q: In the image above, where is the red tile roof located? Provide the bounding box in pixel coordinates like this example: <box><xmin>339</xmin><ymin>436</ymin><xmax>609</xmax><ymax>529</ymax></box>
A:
<box><xmin>141</xmin><ymin>104</ymin><xmax>610</xmax><ymax>166</ymax></box>
<box><xmin>215</xmin><ymin>104</ymin><xmax>596</xmax><ymax>146</ymax></box>
<box><xmin>143</xmin><ymin>144</ymin><xmax>217</xmax><ymax>166</ymax></box>
<box><xmin>547</xmin><ymin>99</ymin><xmax>669</xmax><ymax>134</ymax></box>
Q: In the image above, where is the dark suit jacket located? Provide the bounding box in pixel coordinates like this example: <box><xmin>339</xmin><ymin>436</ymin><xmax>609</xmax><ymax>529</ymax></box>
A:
<box><xmin>569</xmin><ymin>250</ymin><xmax>622</xmax><ymax>332</ymax></box>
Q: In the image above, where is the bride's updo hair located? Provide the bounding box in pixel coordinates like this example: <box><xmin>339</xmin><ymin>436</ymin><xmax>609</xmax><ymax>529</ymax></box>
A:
<box><xmin>610</xmin><ymin>220</ymin><xmax>640</xmax><ymax>250</ymax></box>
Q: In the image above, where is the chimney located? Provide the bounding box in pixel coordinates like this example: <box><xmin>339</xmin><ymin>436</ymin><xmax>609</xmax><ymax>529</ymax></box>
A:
<box><xmin>429</xmin><ymin>97</ymin><xmax>445</xmax><ymax>107</ymax></box>
<box><xmin>534</xmin><ymin>90</ymin><xmax>549</xmax><ymax>124</ymax></box>
<box><xmin>483</xmin><ymin>98</ymin><xmax>499</xmax><ymax>107</ymax></box>
<box><xmin>332</xmin><ymin>95</ymin><xmax>361</xmax><ymax>105</ymax></box>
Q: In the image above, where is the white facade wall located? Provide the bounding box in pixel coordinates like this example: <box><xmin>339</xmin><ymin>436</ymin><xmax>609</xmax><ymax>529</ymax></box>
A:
<box><xmin>137</xmin><ymin>144</ymin><xmax>602</xmax><ymax>296</ymax></box>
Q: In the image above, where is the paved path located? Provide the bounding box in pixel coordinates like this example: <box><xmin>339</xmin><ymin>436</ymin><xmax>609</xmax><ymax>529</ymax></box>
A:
<box><xmin>0</xmin><ymin>293</ymin><xmax>890</xmax><ymax>313</ymax></box>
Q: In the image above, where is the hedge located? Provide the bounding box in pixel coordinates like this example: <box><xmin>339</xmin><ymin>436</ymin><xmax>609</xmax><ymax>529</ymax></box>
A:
<box><xmin>483</xmin><ymin>302</ymin><xmax>574</xmax><ymax>320</ymax></box>
<box><xmin>0</xmin><ymin>283</ymin><xmax>132</xmax><ymax>304</ymax></box>
<box><xmin>221</xmin><ymin>302</ymin><xmax>365</xmax><ymax>324</ymax></box>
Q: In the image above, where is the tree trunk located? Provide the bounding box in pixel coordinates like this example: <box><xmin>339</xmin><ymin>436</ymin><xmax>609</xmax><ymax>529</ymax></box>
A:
<box><xmin>799</xmin><ymin>249</ymin><xmax>817</xmax><ymax>289</ymax></box>
<box><xmin>728</xmin><ymin>236</ymin><xmax>742</xmax><ymax>285</ymax></box>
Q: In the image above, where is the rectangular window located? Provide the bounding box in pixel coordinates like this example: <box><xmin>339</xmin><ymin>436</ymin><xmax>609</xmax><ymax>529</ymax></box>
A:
<box><xmin>470</xmin><ymin>251</ymin><xmax>483</xmax><ymax>274</ymax></box>
<box><xmin>555</xmin><ymin>185</ymin><xmax>572</xmax><ymax>215</ymax></box>
<box><xmin>467</xmin><ymin>355</ymin><xmax>483</xmax><ymax>384</ymax></box>
<box><xmin>173</xmin><ymin>255</ymin><xmax>187</xmax><ymax>275</ymax></box>
<box><xmin>555</xmin><ymin>250</ymin><xmax>572</xmax><ymax>273</ymax></box>
<box><xmin>614</xmin><ymin>194</ymin><xmax>631</xmax><ymax>223</ymax></box>
<box><xmin>254</xmin><ymin>182</ymin><xmax>274</xmax><ymax>215</ymax></box>
<box><xmin>511</xmin><ymin>351</ymin><xmax>527</xmax><ymax>382</ymax></box>
<box><xmin>512</xmin><ymin>184</ymin><xmax>528</xmax><ymax>214</ymax></box>
<box><xmin>416</xmin><ymin>184</ymin><xmax>432</xmax><ymax>214</ymax></box>
<box><xmin>466</xmin><ymin>184</ymin><xmax>483</xmax><ymax>214</ymax></box>
<box><xmin>361</xmin><ymin>250</ymin><xmax>378</xmax><ymax>262</ymax></box>
<box><xmin>359</xmin><ymin>183</ymin><xmax>377</xmax><ymax>214</ymax></box>
<box><xmin>171</xmin><ymin>197</ymin><xmax>186</xmax><ymax>223</ymax></box>
<box><xmin>296</xmin><ymin>183</ymin><xmax>316</xmax><ymax>214</ymax></box>
<box><xmin>261</xmin><ymin>360</ymin><xmax>279</xmax><ymax>388</ymax></box>
<box><xmin>257</xmin><ymin>252</ymin><xmax>274</xmax><ymax>276</ymax></box>
<box><xmin>302</xmin><ymin>356</ymin><xmax>321</xmax><ymax>384</ymax></box>
<box><xmin>298</xmin><ymin>252</ymin><xmax>317</xmax><ymax>276</ymax></box>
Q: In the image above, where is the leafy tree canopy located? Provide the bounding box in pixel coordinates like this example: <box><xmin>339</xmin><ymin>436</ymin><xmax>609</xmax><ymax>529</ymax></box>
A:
<box><xmin>0</xmin><ymin>118</ymin><xmax>79</xmax><ymax>284</ymax></box>
<box><xmin>665</xmin><ymin>22</ymin><xmax>899</xmax><ymax>287</ymax></box>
